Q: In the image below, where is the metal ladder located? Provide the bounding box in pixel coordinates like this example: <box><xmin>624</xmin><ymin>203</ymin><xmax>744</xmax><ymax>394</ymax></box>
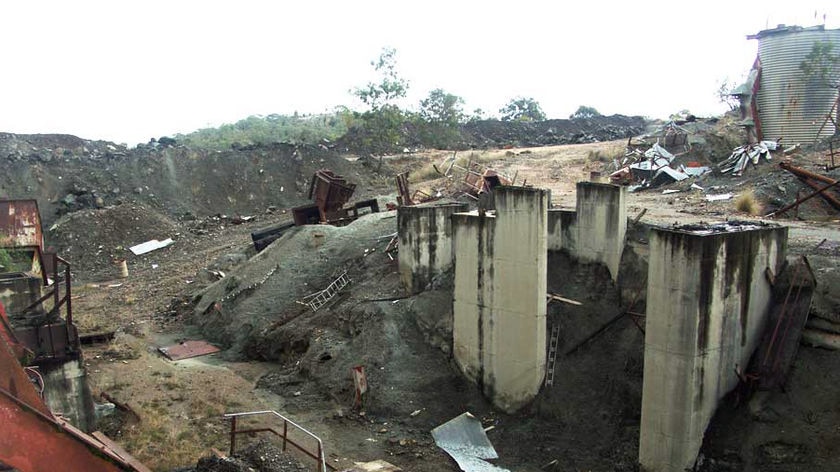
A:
<box><xmin>300</xmin><ymin>271</ymin><xmax>350</xmax><ymax>312</ymax></box>
<box><xmin>545</xmin><ymin>323</ymin><xmax>560</xmax><ymax>387</ymax></box>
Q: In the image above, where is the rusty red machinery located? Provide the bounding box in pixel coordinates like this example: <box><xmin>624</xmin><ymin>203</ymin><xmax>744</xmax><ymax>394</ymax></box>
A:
<box><xmin>292</xmin><ymin>169</ymin><xmax>379</xmax><ymax>225</ymax></box>
<box><xmin>1</xmin><ymin>301</ymin><xmax>151</xmax><ymax>472</ymax></box>
<box><xmin>253</xmin><ymin>170</ymin><xmax>380</xmax><ymax>251</ymax></box>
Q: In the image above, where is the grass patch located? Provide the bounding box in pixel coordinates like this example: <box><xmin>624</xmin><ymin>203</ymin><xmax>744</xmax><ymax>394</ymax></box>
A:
<box><xmin>735</xmin><ymin>190</ymin><xmax>762</xmax><ymax>215</ymax></box>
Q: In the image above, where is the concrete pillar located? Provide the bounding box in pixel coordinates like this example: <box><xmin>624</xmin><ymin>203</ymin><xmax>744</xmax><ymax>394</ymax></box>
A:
<box><xmin>453</xmin><ymin>186</ymin><xmax>548</xmax><ymax>413</ymax></box>
<box><xmin>398</xmin><ymin>203</ymin><xmax>469</xmax><ymax>294</ymax></box>
<box><xmin>574</xmin><ymin>182</ymin><xmax>626</xmax><ymax>281</ymax></box>
<box><xmin>639</xmin><ymin>223</ymin><xmax>787</xmax><ymax>471</ymax></box>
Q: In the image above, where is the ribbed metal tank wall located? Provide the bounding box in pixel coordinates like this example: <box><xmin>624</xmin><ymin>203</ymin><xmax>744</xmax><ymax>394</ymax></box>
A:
<box><xmin>756</xmin><ymin>28</ymin><xmax>840</xmax><ymax>143</ymax></box>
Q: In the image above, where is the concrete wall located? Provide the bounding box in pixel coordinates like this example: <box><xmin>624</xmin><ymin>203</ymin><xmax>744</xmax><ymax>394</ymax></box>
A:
<box><xmin>453</xmin><ymin>186</ymin><xmax>548</xmax><ymax>413</ymax></box>
<box><xmin>547</xmin><ymin>209</ymin><xmax>577</xmax><ymax>252</ymax></box>
<box><xmin>574</xmin><ymin>182</ymin><xmax>626</xmax><ymax>280</ymax></box>
<box><xmin>546</xmin><ymin>183</ymin><xmax>625</xmax><ymax>281</ymax></box>
<box><xmin>398</xmin><ymin>203</ymin><xmax>468</xmax><ymax>294</ymax></box>
<box><xmin>639</xmin><ymin>224</ymin><xmax>788</xmax><ymax>471</ymax></box>
<box><xmin>41</xmin><ymin>357</ymin><xmax>96</xmax><ymax>432</ymax></box>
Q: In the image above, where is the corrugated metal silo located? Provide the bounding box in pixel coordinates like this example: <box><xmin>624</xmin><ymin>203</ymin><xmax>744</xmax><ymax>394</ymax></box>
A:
<box><xmin>752</xmin><ymin>25</ymin><xmax>840</xmax><ymax>143</ymax></box>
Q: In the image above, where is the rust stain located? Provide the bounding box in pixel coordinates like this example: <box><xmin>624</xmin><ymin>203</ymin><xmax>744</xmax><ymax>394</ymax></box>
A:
<box><xmin>0</xmin><ymin>200</ymin><xmax>43</xmax><ymax>250</ymax></box>
<box><xmin>158</xmin><ymin>340</ymin><xmax>221</xmax><ymax>361</ymax></box>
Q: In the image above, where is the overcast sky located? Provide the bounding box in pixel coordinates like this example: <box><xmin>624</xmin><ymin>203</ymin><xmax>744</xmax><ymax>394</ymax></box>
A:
<box><xmin>1</xmin><ymin>1</ymin><xmax>838</xmax><ymax>145</ymax></box>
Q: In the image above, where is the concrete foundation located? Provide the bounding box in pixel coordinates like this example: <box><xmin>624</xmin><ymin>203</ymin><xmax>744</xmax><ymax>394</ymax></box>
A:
<box><xmin>547</xmin><ymin>182</ymin><xmax>626</xmax><ymax>280</ymax></box>
<box><xmin>639</xmin><ymin>223</ymin><xmax>787</xmax><ymax>472</ymax></box>
<box><xmin>452</xmin><ymin>186</ymin><xmax>548</xmax><ymax>413</ymax></box>
<box><xmin>41</xmin><ymin>357</ymin><xmax>96</xmax><ymax>432</ymax></box>
<box><xmin>398</xmin><ymin>203</ymin><xmax>469</xmax><ymax>294</ymax></box>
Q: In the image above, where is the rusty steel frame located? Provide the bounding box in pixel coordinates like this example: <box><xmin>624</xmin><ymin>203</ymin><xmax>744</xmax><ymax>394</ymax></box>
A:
<box><xmin>224</xmin><ymin>410</ymin><xmax>334</xmax><ymax>472</ymax></box>
<box><xmin>1</xmin><ymin>302</ymin><xmax>146</xmax><ymax>471</ymax></box>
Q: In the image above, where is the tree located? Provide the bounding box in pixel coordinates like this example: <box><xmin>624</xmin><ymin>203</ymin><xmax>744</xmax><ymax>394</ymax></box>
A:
<box><xmin>417</xmin><ymin>89</ymin><xmax>465</xmax><ymax>148</ymax></box>
<box><xmin>353</xmin><ymin>47</ymin><xmax>409</xmax><ymax>112</ymax></box>
<box><xmin>419</xmin><ymin>89</ymin><xmax>465</xmax><ymax>126</ymax></box>
<box><xmin>499</xmin><ymin>97</ymin><xmax>546</xmax><ymax>122</ymax></box>
<box><xmin>349</xmin><ymin>47</ymin><xmax>410</xmax><ymax>153</ymax></box>
<box><xmin>569</xmin><ymin>105</ymin><xmax>602</xmax><ymax>119</ymax></box>
<box><xmin>715</xmin><ymin>79</ymin><xmax>741</xmax><ymax>112</ymax></box>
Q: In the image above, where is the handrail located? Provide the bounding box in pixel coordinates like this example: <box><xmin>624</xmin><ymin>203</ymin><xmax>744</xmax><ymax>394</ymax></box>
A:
<box><xmin>224</xmin><ymin>410</ymin><xmax>331</xmax><ymax>472</ymax></box>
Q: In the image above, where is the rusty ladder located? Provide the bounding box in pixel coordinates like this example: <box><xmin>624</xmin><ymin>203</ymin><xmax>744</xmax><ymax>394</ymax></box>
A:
<box><xmin>300</xmin><ymin>271</ymin><xmax>350</xmax><ymax>312</ymax></box>
<box><xmin>545</xmin><ymin>323</ymin><xmax>560</xmax><ymax>387</ymax></box>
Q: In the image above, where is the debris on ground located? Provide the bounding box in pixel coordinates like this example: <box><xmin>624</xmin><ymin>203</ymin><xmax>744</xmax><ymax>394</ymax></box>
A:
<box><xmin>431</xmin><ymin>412</ymin><xmax>509</xmax><ymax>472</ymax></box>
<box><xmin>718</xmin><ymin>140</ymin><xmax>778</xmax><ymax>175</ymax></box>
<box><xmin>129</xmin><ymin>238</ymin><xmax>174</xmax><ymax>255</ymax></box>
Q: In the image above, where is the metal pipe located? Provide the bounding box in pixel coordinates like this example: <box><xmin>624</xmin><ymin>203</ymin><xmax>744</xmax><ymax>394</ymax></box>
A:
<box><xmin>229</xmin><ymin>416</ymin><xmax>237</xmax><ymax>456</ymax></box>
<box><xmin>767</xmin><ymin>178</ymin><xmax>840</xmax><ymax>216</ymax></box>
<box><xmin>779</xmin><ymin>161</ymin><xmax>837</xmax><ymax>185</ymax></box>
<box><xmin>224</xmin><ymin>410</ymin><xmax>327</xmax><ymax>472</ymax></box>
<box><xmin>799</xmin><ymin>178</ymin><xmax>840</xmax><ymax>210</ymax></box>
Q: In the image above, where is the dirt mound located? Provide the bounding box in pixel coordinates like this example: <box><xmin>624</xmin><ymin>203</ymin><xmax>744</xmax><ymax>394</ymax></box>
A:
<box><xmin>48</xmin><ymin>203</ymin><xmax>182</xmax><ymax>278</ymax></box>
<box><xmin>0</xmin><ymin>133</ymin><xmax>391</xmax><ymax>227</ymax></box>
<box><xmin>192</xmin><ymin>440</ymin><xmax>309</xmax><ymax>472</ymax></box>
<box><xmin>460</xmin><ymin>115</ymin><xmax>647</xmax><ymax>149</ymax></box>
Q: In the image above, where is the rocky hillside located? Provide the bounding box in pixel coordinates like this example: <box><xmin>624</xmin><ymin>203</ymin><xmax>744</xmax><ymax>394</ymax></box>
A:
<box><xmin>0</xmin><ymin>133</ymin><xmax>389</xmax><ymax>228</ymax></box>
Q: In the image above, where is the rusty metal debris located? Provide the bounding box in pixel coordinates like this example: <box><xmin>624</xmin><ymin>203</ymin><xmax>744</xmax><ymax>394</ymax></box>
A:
<box><xmin>1</xmin><ymin>301</ymin><xmax>150</xmax><ymax>472</ymax></box>
<box><xmin>778</xmin><ymin>161</ymin><xmax>840</xmax><ymax>212</ymax></box>
<box><xmin>253</xmin><ymin>169</ymin><xmax>379</xmax><ymax>251</ymax></box>
<box><xmin>158</xmin><ymin>340</ymin><xmax>221</xmax><ymax>361</ymax></box>
<box><xmin>717</xmin><ymin>140</ymin><xmax>778</xmax><ymax>175</ymax></box>
<box><xmin>292</xmin><ymin>169</ymin><xmax>379</xmax><ymax>225</ymax></box>
<box><xmin>434</xmin><ymin>153</ymin><xmax>516</xmax><ymax>199</ymax></box>
<box><xmin>749</xmin><ymin>256</ymin><xmax>816</xmax><ymax>390</ymax></box>
<box><xmin>395</xmin><ymin>172</ymin><xmax>439</xmax><ymax>206</ymax></box>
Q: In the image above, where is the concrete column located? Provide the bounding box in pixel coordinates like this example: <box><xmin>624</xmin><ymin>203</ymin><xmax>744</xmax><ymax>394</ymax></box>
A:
<box><xmin>453</xmin><ymin>186</ymin><xmax>548</xmax><ymax>413</ymax></box>
<box><xmin>639</xmin><ymin>223</ymin><xmax>787</xmax><ymax>471</ymax></box>
<box><xmin>398</xmin><ymin>203</ymin><xmax>469</xmax><ymax>294</ymax></box>
<box><xmin>574</xmin><ymin>182</ymin><xmax>626</xmax><ymax>280</ymax></box>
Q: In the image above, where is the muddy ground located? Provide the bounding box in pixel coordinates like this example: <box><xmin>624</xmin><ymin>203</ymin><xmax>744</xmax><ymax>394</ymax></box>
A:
<box><xmin>5</xmin><ymin>122</ymin><xmax>839</xmax><ymax>471</ymax></box>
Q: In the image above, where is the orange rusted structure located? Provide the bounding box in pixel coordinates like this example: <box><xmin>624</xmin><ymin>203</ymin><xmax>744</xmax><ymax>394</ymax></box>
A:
<box><xmin>0</xmin><ymin>301</ymin><xmax>150</xmax><ymax>472</ymax></box>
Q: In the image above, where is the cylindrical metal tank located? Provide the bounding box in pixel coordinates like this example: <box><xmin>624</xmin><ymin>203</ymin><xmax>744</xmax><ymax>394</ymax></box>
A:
<box><xmin>754</xmin><ymin>26</ymin><xmax>840</xmax><ymax>143</ymax></box>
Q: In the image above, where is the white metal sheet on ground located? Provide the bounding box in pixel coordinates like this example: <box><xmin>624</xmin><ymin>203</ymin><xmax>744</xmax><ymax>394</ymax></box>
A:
<box><xmin>431</xmin><ymin>413</ymin><xmax>510</xmax><ymax>472</ymax></box>
<box><xmin>129</xmin><ymin>238</ymin><xmax>174</xmax><ymax>255</ymax></box>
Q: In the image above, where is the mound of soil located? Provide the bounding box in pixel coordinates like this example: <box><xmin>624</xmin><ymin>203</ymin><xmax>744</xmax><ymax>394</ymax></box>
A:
<box><xmin>460</xmin><ymin>115</ymin><xmax>647</xmax><ymax>149</ymax></box>
<box><xmin>48</xmin><ymin>203</ymin><xmax>182</xmax><ymax>278</ymax></box>
<box><xmin>0</xmin><ymin>133</ymin><xmax>391</xmax><ymax>227</ymax></box>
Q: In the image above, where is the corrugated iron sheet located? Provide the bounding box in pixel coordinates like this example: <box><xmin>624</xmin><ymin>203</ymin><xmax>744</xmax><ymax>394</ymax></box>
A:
<box><xmin>0</xmin><ymin>199</ymin><xmax>44</xmax><ymax>250</ymax></box>
<box><xmin>755</xmin><ymin>27</ymin><xmax>840</xmax><ymax>143</ymax></box>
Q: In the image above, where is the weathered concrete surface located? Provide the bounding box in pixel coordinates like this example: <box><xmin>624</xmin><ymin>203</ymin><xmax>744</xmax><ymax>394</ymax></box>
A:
<box><xmin>453</xmin><ymin>186</ymin><xmax>548</xmax><ymax>413</ymax></box>
<box><xmin>547</xmin><ymin>209</ymin><xmax>576</xmax><ymax>252</ymax></box>
<box><xmin>574</xmin><ymin>182</ymin><xmax>626</xmax><ymax>280</ymax></box>
<box><xmin>398</xmin><ymin>203</ymin><xmax>468</xmax><ymax>294</ymax></box>
<box><xmin>546</xmin><ymin>183</ymin><xmax>626</xmax><ymax>281</ymax></box>
<box><xmin>41</xmin><ymin>357</ymin><xmax>96</xmax><ymax>432</ymax></box>
<box><xmin>639</xmin><ymin>223</ymin><xmax>787</xmax><ymax>472</ymax></box>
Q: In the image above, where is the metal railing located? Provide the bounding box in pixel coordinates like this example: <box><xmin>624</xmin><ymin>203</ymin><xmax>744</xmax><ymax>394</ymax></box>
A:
<box><xmin>223</xmin><ymin>410</ymin><xmax>333</xmax><ymax>472</ymax></box>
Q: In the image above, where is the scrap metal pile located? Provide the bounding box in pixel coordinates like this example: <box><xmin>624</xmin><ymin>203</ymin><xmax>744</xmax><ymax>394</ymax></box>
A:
<box><xmin>251</xmin><ymin>169</ymin><xmax>380</xmax><ymax>251</ymax></box>
<box><xmin>717</xmin><ymin>140</ymin><xmax>779</xmax><ymax>175</ymax></box>
<box><xmin>610</xmin><ymin>142</ymin><xmax>710</xmax><ymax>189</ymax></box>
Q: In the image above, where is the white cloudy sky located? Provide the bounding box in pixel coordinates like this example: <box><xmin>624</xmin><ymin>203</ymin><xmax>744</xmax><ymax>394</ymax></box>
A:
<box><xmin>0</xmin><ymin>0</ymin><xmax>838</xmax><ymax>145</ymax></box>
